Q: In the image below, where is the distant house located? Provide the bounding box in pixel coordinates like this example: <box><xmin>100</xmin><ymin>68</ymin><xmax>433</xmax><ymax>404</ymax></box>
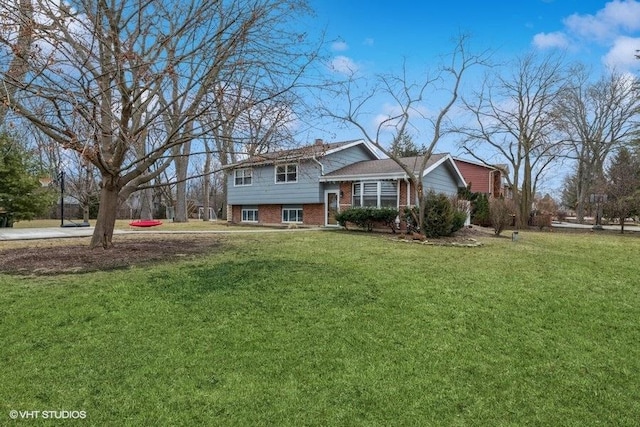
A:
<box><xmin>453</xmin><ymin>157</ymin><xmax>509</xmax><ymax>198</ymax></box>
<box><xmin>225</xmin><ymin>139</ymin><xmax>467</xmax><ymax>227</ymax></box>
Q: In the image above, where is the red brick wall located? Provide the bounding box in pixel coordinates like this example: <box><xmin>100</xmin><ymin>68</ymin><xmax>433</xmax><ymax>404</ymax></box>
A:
<box><xmin>339</xmin><ymin>182</ymin><xmax>352</xmax><ymax>211</ymax></box>
<box><xmin>230</xmin><ymin>203</ymin><xmax>325</xmax><ymax>226</ymax></box>
<box><xmin>303</xmin><ymin>204</ymin><xmax>324</xmax><ymax>225</ymax></box>
<box><xmin>260</xmin><ymin>204</ymin><xmax>282</xmax><ymax>224</ymax></box>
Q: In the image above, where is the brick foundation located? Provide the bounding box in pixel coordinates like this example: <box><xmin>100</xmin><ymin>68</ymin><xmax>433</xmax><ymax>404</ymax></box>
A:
<box><xmin>230</xmin><ymin>203</ymin><xmax>325</xmax><ymax>226</ymax></box>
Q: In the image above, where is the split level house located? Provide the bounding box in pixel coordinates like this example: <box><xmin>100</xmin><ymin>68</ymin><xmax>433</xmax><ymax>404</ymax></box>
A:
<box><xmin>225</xmin><ymin>139</ymin><xmax>504</xmax><ymax>228</ymax></box>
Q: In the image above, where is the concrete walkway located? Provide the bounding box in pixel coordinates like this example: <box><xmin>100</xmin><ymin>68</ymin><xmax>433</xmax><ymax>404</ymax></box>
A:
<box><xmin>0</xmin><ymin>226</ymin><xmax>327</xmax><ymax>241</ymax></box>
<box><xmin>552</xmin><ymin>221</ymin><xmax>640</xmax><ymax>233</ymax></box>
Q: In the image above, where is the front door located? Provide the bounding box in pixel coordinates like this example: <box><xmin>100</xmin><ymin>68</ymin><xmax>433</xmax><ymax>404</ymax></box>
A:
<box><xmin>325</xmin><ymin>191</ymin><xmax>339</xmax><ymax>226</ymax></box>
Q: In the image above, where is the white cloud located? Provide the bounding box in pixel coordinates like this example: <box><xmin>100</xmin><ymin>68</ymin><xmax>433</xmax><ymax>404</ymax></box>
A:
<box><xmin>603</xmin><ymin>35</ymin><xmax>640</xmax><ymax>68</ymax></box>
<box><xmin>329</xmin><ymin>55</ymin><xmax>359</xmax><ymax>75</ymax></box>
<box><xmin>331</xmin><ymin>41</ymin><xmax>348</xmax><ymax>52</ymax></box>
<box><xmin>532</xmin><ymin>1</ymin><xmax>640</xmax><ymax>70</ymax></box>
<box><xmin>564</xmin><ymin>0</ymin><xmax>640</xmax><ymax>41</ymax></box>
<box><xmin>532</xmin><ymin>32</ymin><xmax>570</xmax><ymax>49</ymax></box>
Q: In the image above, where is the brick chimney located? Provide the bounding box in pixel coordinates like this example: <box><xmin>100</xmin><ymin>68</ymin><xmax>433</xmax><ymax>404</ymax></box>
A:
<box><xmin>314</xmin><ymin>138</ymin><xmax>324</xmax><ymax>146</ymax></box>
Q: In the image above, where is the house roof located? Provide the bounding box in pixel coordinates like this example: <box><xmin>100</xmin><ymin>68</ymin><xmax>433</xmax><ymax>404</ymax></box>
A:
<box><xmin>225</xmin><ymin>139</ymin><xmax>380</xmax><ymax>168</ymax></box>
<box><xmin>321</xmin><ymin>154</ymin><xmax>448</xmax><ymax>180</ymax></box>
<box><xmin>319</xmin><ymin>153</ymin><xmax>467</xmax><ymax>188</ymax></box>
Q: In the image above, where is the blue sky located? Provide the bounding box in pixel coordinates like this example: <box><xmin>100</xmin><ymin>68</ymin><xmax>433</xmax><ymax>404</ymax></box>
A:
<box><xmin>311</xmin><ymin>0</ymin><xmax>640</xmax><ymax>76</ymax></box>
<box><xmin>303</xmin><ymin>1</ymin><xmax>640</xmax><ymax>193</ymax></box>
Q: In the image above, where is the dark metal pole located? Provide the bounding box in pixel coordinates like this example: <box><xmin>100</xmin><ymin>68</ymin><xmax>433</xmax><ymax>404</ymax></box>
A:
<box><xmin>59</xmin><ymin>170</ymin><xmax>64</xmax><ymax>227</ymax></box>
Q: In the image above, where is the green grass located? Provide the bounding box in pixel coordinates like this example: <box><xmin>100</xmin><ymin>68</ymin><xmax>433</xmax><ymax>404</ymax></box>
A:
<box><xmin>1</xmin><ymin>231</ymin><xmax>639</xmax><ymax>425</ymax></box>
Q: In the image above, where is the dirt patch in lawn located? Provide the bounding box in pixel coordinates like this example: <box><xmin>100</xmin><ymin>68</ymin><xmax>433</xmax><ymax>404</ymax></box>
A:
<box><xmin>0</xmin><ymin>235</ymin><xmax>222</xmax><ymax>275</ymax></box>
<box><xmin>394</xmin><ymin>225</ymin><xmax>494</xmax><ymax>246</ymax></box>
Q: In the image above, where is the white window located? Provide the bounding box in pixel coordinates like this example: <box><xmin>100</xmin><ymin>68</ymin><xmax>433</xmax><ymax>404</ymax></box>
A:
<box><xmin>275</xmin><ymin>164</ymin><xmax>298</xmax><ymax>183</ymax></box>
<box><xmin>352</xmin><ymin>181</ymin><xmax>398</xmax><ymax>208</ymax></box>
<box><xmin>234</xmin><ymin>168</ymin><xmax>252</xmax><ymax>186</ymax></box>
<box><xmin>241</xmin><ymin>208</ymin><xmax>258</xmax><ymax>222</ymax></box>
<box><xmin>353</xmin><ymin>183</ymin><xmax>362</xmax><ymax>207</ymax></box>
<box><xmin>282</xmin><ymin>207</ymin><xmax>303</xmax><ymax>223</ymax></box>
<box><xmin>362</xmin><ymin>182</ymin><xmax>378</xmax><ymax>207</ymax></box>
<box><xmin>380</xmin><ymin>181</ymin><xmax>397</xmax><ymax>207</ymax></box>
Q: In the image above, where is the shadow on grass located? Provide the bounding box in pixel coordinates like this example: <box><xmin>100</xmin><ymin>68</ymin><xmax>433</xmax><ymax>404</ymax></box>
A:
<box><xmin>149</xmin><ymin>259</ymin><xmax>381</xmax><ymax>307</ymax></box>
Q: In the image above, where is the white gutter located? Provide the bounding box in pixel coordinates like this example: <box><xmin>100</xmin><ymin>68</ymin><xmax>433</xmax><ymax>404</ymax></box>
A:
<box><xmin>312</xmin><ymin>155</ymin><xmax>324</xmax><ymax>176</ymax></box>
<box><xmin>319</xmin><ymin>172</ymin><xmax>408</xmax><ymax>182</ymax></box>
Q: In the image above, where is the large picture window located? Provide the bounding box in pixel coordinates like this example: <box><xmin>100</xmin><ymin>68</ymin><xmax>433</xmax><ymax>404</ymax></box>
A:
<box><xmin>275</xmin><ymin>164</ymin><xmax>298</xmax><ymax>183</ymax></box>
<box><xmin>352</xmin><ymin>181</ymin><xmax>398</xmax><ymax>208</ymax></box>
<box><xmin>234</xmin><ymin>168</ymin><xmax>252</xmax><ymax>186</ymax></box>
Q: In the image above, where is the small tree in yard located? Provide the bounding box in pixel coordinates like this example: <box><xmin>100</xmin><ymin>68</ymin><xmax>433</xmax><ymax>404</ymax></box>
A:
<box><xmin>489</xmin><ymin>197</ymin><xmax>514</xmax><ymax>236</ymax></box>
<box><xmin>404</xmin><ymin>191</ymin><xmax>466</xmax><ymax>238</ymax></box>
<box><xmin>0</xmin><ymin>133</ymin><xmax>55</xmax><ymax>223</ymax></box>
<box><xmin>423</xmin><ymin>191</ymin><xmax>455</xmax><ymax>237</ymax></box>
<box><xmin>603</xmin><ymin>147</ymin><xmax>640</xmax><ymax>233</ymax></box>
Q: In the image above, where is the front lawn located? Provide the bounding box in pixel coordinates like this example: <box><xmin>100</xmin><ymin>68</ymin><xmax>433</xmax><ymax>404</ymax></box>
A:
<box><xmin>1</xmin><ymin>231</ymin><xmax>639</xmax><ymax>425</ymax></box>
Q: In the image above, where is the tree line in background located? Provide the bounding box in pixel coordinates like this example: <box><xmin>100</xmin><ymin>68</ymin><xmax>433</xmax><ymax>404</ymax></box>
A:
<box><xmin>1</xmin><ymin>0</ymin><xmax>640</xmax><ymax>245</ymax></box>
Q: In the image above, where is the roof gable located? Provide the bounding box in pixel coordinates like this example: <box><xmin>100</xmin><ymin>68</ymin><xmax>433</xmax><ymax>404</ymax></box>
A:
<box><xmin>320</xmin><ymin>153</ymin><xmax>466</xmax><ymax>187</ymax></box>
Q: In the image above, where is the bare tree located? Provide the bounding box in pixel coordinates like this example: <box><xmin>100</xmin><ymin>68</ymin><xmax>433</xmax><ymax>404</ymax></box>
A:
<box><xmin>0</xmin><ymin>0</ymin><xmax>33</xmax><ymax>124</ymax></box>
<box><xmin>459</xmin><ymin>52</ymin><xmax>568</xmax><ymax>227</ymax></box>
<box><xmin>604</xmin><ymin>147</ymin><xmax>640</xmax><ymax>233</ymax></box>
<box><xmin>200</xmin><ymin>81</ymin><xmax>301</xmax><ymax>216</ymax></box>
<box><xmin>554</xmin><ymin>66</ymin><xmax>640</xmax><ymax>223</ymax></box>
<box><xmin>326</xmin><ymin>35</ymin><xmax>487</xmax><ymax>230</ymax></box>
<box><xmin>0</xmin><ymin>0</ymin><xmax>317</xmax><ymax>248</ymax></box>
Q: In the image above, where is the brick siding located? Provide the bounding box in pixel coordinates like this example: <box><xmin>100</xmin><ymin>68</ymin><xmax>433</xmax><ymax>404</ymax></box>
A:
<box><xmin>230</xmin><ymin>203</ymin><xmax>325</xmax><ymax>226</ymax></box>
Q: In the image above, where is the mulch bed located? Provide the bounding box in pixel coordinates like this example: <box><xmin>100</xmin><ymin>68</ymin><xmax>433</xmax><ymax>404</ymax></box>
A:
<box><xmin>0</xmin><ymin>236</ymin><xmax>221</xmax><ymax>275</ymax></box>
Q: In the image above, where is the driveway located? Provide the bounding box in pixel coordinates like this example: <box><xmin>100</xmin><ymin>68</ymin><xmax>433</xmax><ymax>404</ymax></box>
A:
<box><xmin>0</xmin><ymin>226</ymin><xmax>327</xmax><ymax>241</ymax></box>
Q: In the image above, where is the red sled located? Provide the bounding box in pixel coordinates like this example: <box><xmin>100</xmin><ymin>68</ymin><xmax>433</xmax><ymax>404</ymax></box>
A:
<box><xmin>129</xmin><ymin>220</ymin><xmax>163</xmax><ymax>228</ymax></box>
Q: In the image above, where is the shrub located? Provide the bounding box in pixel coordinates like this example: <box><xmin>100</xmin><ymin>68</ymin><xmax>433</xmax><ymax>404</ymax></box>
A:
<box><xmin>423</xmin><ymin>191</ymin><xmax>455</xmax><ymax>238</ymax></box>
<box><xmin>472</xmin><ymin>193</ymin><xmax>491</xmax><ymax>226</ymax></box>
<box><xmin>451</xmin><ymin>197</ymin><xmax>470</xmax><ymax>233</ymax></box>
<box><xmin>404</xmin><ymin>193</ymin><xmax>466</xmax><ymax>237</ymax></box>
<box><xmin>531</xmin><ymin>211</ymin><xmax>552</xmax><ymax>230</ymax></box>
<box><xmin>335</xmin><ymin>207</ymin><xmax>399</xmax><ymax>232</ymax></box>
<box><xmin>489</xmin><ymin>197</ymin><xmax>515</xmax><ymax>236</ymax></box>
<box><xmin>452</xmin><ymin>210</ymin><xmax>467</xmax><ymax>233</ymax></box>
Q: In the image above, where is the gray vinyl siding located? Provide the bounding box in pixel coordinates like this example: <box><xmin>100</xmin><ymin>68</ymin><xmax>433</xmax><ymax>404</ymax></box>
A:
<box><xmin>227</xmin><ymin>161</ymin><xmax>324</xmax><ymax>204</ymax></box>
<box><xmin>227</xmin><ymin>144</ymin><xmax>377</xmax><ymax>205</ymax></box>
<box><xmin>321</xmin><ymin>145</ymin><xmax>378</xmax><ymax>174</ymax></box>
<box><xmin>422</xmin><ymin>163</ymin><xmax>460</xmax><ymax>195</ymax></box>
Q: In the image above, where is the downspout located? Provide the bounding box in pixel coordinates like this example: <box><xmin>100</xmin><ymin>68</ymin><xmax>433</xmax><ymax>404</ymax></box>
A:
<box><xmin>312</xmin><ymin>155</ymin><xmax>325</xmax><ymax>176</ymax></box>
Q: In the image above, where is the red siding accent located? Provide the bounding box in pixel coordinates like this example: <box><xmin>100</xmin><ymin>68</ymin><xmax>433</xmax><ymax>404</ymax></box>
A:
<box><xmin>455</xmin><ymin>161</ymin><xmax>491</xmax><ymax>194</ymax></box>
<box><xmin>454</xmin><ymin>160</ymin><xmax>503</xmax><ymax>196</ymax></box>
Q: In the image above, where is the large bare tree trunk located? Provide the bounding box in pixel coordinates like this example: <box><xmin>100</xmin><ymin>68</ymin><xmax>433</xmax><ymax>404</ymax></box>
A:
<box><xmin>520</xmin><ymin>155</ymin><xmax>532</xmax><ymax>227</ymax></box>
<box><xmin>139</xmin><ymin>188</ymin><xmax>154</xmax><ymax>219</ymax></box>
<box><xmin>173</xmin><ymin>140</ymin><xmax>191</xmax><ymax>222</ymax></box>
<box><xmin>202</xmin><ymin>145</ymin><xmax>212</xmax><ymax>221</ymax></box>
<box><xmin>90</xmin><ymin>176</ymin><xmax>121</xmax><ymax>249</ymax></box>
<box><xmin>0</xmin><ymin>0</ymin><xmax>33</xmax><ymax>123</ymax></box>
